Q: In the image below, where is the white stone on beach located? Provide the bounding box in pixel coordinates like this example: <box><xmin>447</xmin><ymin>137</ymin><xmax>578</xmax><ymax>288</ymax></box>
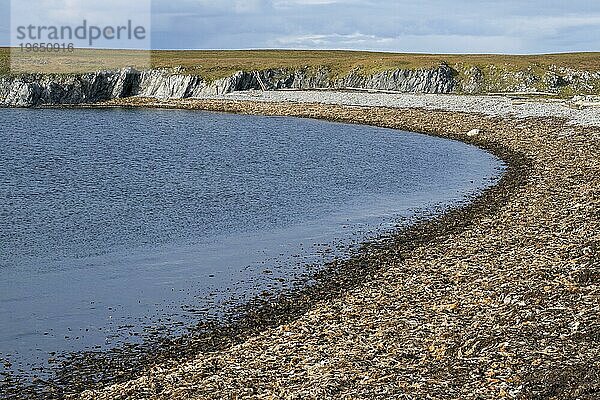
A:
<box><xmin>466</xmin><ymin>129</ymin><xmax>481</xmax><ymax>137</ymax></box>
<box><xmin>203</xmin><ymin>91</ymin><xmax>600</xmax><ymax>127</ymax></box>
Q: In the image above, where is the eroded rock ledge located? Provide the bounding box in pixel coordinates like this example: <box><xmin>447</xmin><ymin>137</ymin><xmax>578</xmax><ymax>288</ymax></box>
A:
<box><xmin>2</xmin><ymin>63</ymin><xmax>600</xmax><ymax>107</ymax></box>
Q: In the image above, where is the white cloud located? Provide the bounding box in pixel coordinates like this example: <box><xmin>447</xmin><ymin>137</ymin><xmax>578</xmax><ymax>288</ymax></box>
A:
<box><xmin>9</xmin><ymin>0</ymin><xmax>152</xmax><ymax>49</ymax></box>
<box><xmin>2</xmin><ymin>0</ymin><xmax>600</xmax><ymax>52</ymax></box>
<box><xmin>273</xmin><ymin>0</ymin><xmax>360</xmax><ymax>6</ymax></box>
<box><xmin>275</xmin><ymin>33</ymin><xmax>394</xmax><ymax>46</ymax></box>
<box><xmin>12</xmin><ymin>0</ymin><xmax>151</xmax><ymax>26</ymax></box>
<box><xmin>503</xmin><ymin>14</ymin><xmax>600</xmax><ymax>36</ymax></box>
<box><xmin>273</xmin><ymin>33</ymin><xmax>524</xmax><ymax>53</ymax></box>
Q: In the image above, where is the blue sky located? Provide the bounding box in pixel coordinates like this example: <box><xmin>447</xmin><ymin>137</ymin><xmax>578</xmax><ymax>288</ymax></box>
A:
<box><xmin>1</xmin><ymin>0</ymin><xmax>599</xmax><ymax>53</ymax></box>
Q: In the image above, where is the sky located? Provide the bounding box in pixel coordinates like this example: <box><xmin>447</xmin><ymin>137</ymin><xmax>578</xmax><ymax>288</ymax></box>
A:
<box><xmin>1</xmin><ymin>0</ymin><xmax>599</xmax><ymax>53</ymax></box>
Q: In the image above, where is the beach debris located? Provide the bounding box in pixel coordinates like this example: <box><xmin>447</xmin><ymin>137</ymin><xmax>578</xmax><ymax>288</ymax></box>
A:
<box><xmin>569</xmin><ymin>95</ymin><xmax>600</xmax><ymax>109</ymax></box>
<box><xmin>4</xmin><ymin>97</ymin><xmax>599</xmax><ymax>400</ymax></box>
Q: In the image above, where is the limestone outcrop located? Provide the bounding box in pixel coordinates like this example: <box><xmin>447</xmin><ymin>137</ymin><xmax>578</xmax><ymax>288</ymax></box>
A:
<box><xmin>1</xmin><ymin>63</ymin><xmax>599</xmax><ymax>107</ymax></box>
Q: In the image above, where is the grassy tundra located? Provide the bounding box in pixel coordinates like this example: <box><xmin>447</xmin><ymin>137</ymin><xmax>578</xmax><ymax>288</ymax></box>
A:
<box><xmin>2</xmin><ymin>48</ymin><xmax>600</xmax><ymax>95</ymax></box>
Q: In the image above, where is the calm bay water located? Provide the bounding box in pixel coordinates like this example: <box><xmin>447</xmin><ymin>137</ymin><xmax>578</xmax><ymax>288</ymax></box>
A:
<box><xmin>0</xmin><ymin>108</ymin><xmax>504</xmax><ymax>373</ymax></box>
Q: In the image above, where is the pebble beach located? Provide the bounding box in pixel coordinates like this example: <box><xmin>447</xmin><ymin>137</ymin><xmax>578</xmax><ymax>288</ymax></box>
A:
<box><xmin>27</xmin><ymin>92</ymin><xmax>600</xmax><ymax>399</ymax></box>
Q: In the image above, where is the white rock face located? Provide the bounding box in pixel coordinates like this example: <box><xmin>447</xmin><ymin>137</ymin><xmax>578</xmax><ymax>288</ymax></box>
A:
<box><xmin>2</xmin><ymin>63</ymin><xmax>599</xmax><ymax>107</ymax></box>
<box><xmin>0</xmin><ymin>69</ymin><xmax>141</xmax><ymax>107</ymax></box>
<box><xmin>0</xmin><ymin>65</ymin><xmax>459</xmax><ymax>107</ymax></box>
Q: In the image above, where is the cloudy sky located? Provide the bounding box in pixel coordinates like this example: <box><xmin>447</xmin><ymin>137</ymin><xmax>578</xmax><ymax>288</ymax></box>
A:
<box><xmin>1</xmin><ymin>0</ymin><xmax>599</xmax><ymax>53</ymax></box>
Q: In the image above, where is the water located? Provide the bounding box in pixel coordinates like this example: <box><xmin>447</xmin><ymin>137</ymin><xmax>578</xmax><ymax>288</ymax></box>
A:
<box><xmin>0</xmin><ymin>108</ymin><xmax>504</xmax><ymax>374</ymax></box>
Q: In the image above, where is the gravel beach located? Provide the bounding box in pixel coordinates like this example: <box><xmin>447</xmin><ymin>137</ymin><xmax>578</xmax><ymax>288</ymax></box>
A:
<box><xmin>207</xmin><ymin>91</ymin><xmax>600</xmax><ymax>127</ymax></box>
<box><xmin>31</xmin><ymin>93</ymin><xmax>600</xmax><ymax>399</ymax></box>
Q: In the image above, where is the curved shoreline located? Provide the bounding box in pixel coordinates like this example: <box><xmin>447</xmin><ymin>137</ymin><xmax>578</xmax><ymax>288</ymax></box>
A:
<box><xmin>6</xmin><ymin>96</ymin><xmax>600</xmax><ymax>399</ymax></box>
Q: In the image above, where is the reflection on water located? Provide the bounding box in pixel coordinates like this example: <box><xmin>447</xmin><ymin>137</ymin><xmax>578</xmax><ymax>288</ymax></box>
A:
<box><xmin>0</xmin><ymin>108</ymin><xmax>504</xmax><ymax>372</ymax></box>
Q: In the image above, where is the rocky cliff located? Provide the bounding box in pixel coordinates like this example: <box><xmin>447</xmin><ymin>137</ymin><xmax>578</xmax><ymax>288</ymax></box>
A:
<box><xmin>1</xmin><ymin>63</ymin><xmax>599</xmax><ymax>107</ymax></box>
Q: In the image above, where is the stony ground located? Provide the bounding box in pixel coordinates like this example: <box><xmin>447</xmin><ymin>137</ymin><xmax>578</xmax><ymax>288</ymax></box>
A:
<box><xmin>71</xmin><ymin>95</ymin><xmax>599</xmax><ymax>400</ymax></box>
<box><xmin>204</xmin><ymin>90</ymin><xmax>600</xmax><ymax>127</ymax></box>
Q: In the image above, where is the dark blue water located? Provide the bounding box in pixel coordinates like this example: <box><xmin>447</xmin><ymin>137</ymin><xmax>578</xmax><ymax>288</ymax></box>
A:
<box><xmin>0</xmin><ymin>108</ymin><xmax>504</xmax><ymax>373</ymax></box>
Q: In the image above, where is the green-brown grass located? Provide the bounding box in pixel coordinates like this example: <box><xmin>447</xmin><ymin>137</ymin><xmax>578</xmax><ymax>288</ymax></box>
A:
<box><xmin>1</xmin><ymin>48</ymin><xmax>599</xmax><ymax>79</ymax></box>
<box><xmin>150</xmin><ymin>50</ymin><xmax>600</xmax><ymax>80</ymax></box>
